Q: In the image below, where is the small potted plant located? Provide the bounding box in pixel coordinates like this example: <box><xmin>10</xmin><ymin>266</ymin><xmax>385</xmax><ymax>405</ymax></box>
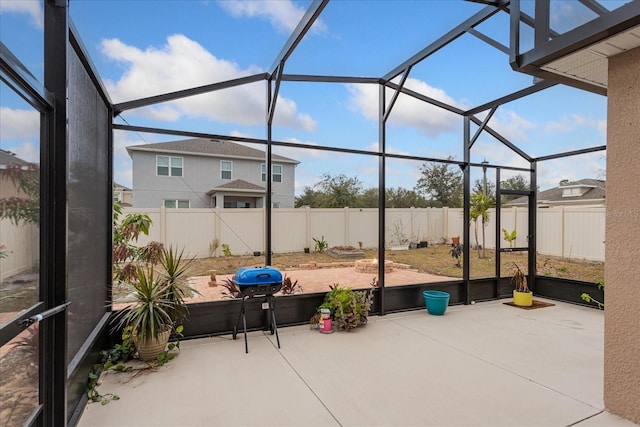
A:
<box><xmin>315</xmin><ymin>284</ymin><xmax>373</xmax><ymax>331</ymax></box>
<box><xmin>512</xmin><ymin>263</ymin><xmax>532</xmax><ymax>307</ymax></box>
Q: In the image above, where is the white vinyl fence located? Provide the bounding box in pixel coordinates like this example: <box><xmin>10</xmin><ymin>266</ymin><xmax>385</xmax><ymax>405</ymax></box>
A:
<box><xmin>0</xmin><ymin>219</ymin><xmax>39</xmax><ymax>282</ymax></box>
<box><xmin>0</xmin><ymin>205</ymin><xmax>605</xmax><ymax>283</ymax></box>
<box><xmin>125</xmin><ymin>206</ymin><xmax>606</xmax><ymax>262</ymax></box>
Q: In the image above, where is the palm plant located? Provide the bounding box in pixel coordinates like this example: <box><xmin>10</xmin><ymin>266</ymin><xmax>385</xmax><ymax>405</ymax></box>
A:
<box><xmin>158</xmin><ymin>245</ymin><xmax>197</xmax><ymax>324</ymax></box>
<box><xmin>470</xmin><ymin>191</ymin><xmax>495</xmax><ymax>259</ymax></box>
<box><xmin>112</xmin><ymin>245</ymin><xmax>198</xmax><ymax>361</ymax></box>
<box><xmin>113</xmin><ymin>266</ymin><xmax>174</xmax><ymax>346</ymax></box>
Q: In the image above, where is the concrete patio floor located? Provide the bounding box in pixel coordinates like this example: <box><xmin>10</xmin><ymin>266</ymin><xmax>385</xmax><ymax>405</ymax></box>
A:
<box><xmin>78</xmin><ymin>298</ymin><xmax>638</xmax><ymax>427</ymax></box>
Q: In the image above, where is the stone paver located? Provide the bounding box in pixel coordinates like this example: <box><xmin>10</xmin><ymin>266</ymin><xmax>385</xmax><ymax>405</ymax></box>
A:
<box><xmin>188</xmin><ymin>266</ymin><xmax>457</xmax><ymax>302</ymax></box>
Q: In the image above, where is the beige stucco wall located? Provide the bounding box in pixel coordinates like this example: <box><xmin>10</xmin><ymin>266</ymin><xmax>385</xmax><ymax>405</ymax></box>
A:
<box><xmin>604</xmin><ymin>46</ymin><xmax>640</xmax><ymax>424</ymax></box>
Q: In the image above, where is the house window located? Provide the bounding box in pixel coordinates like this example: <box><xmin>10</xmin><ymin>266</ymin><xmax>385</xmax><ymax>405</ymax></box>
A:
<box><xmin>163</xmin><ymin>199</ymin><xmax>190</xmax><ymax>208</ymax></box>
<box><xmin>261</xmin><ymin>164</ymin><xmax>282</xmax><ymax>182</ymax></box>
<box><xmin>272</xmin><ymin>165</ymin><xmax>282</xmax><ymax>183</ymax></box>
<box><xmin>113</xmin><ymin>192</ymin><xmax>122</xmax><ymax>202</ymax></box>
<box><xmin>272</xmin><ymin>202</ymin><xmax>280</xmax><ymax>208</ymax></box>
<box><xmin>224</xmin><ymin>201</ymin><xmax>251</xmax><ymax>208</ymax></box>
<box><xmin>221</xmin><ymin>160</ymin><xmax>232</xmax><ymax>180</ymax></box>
<box><xmin>157</xmin><ymin>156</ymin><xmax>183</xmax><ymax>177</ymax></box>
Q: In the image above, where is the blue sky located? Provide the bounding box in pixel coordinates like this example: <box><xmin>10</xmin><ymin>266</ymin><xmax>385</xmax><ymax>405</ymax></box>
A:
<box><xmin>1</xmin><ymin>0</ymin><xmax>615</xmax><ymax>195</ymax></box>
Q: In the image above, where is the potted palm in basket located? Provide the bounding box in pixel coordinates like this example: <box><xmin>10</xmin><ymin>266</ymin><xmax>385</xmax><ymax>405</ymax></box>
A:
<box><xmin>113</xmin><ymin>246</ymin><xmax>197</xmax><ymax>361</ymax></box>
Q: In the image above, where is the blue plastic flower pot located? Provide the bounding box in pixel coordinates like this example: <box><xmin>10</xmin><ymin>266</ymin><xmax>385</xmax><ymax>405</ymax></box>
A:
<box><xmin>423</xmin><ymin>290</ymin><xmax>450</xmax><ymax>315</ymax></box>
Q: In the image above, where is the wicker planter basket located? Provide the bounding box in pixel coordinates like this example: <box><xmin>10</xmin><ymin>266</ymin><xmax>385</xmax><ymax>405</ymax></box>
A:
<box><xmin>135</xmin><ymin>328</ymin><xmax>171</xmax><ymax>361</ymax></box>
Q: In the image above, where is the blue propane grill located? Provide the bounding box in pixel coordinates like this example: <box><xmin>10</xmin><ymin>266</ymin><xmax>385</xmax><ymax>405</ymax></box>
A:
<box><xmin>233</xmin><ymin>266</ymin><xmax>283</xmax><ymax>297</ymax></box>
<box><xmin>232</xmin><ymin>266</ymin><xmax>283</xmax><ymax>353</ymax></box>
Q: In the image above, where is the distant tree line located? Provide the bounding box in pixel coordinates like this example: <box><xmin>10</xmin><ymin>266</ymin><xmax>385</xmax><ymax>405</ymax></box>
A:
<box><xmin>294</xmin><ymin>158</ymin><xmax>530</xmax><ymax>209</ymax></box>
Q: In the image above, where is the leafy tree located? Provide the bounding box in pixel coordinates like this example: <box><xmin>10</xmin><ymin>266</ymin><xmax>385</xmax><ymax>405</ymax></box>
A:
<box><xmin>415</xmin><ymin>156</ymin><xmax>463</xmax><ymax>208</ymax></box>
<box><xmin>296</xmin><ymin>173</ymin><xmax>363</xmax><ymax>208</ymax></box>
<box><xmin>473</xmin><ymin>179</ymin><xmax>496</xmax><ymax>201</ymax></box>
<box><xmin>295</xmin><ymin>187</ymin><xmax>323</xmax><ymax>207</ymax></box>
<box><xmin>0</xmin><ymin>163</ymin><xmax>39</xmax><ymax>225</ymax></box>
<box><xmin>385</xmin><ymin>187</ymin><xmax>430</xmax><ymax>208</ymax></box>
<box><xmin>500</xmin><ymin>174</ymin><xmax>529</xmax><ymax>203</ymax></box>
<box><xmin>357</xmin><ymin>188</ymin><xmax>379</xmax><ymax>208</ymax></box>
<box><xmin>318</xmin><ymin>173</ymin><xmax>363</xmax><ymax>208</ymax></box>
<box><xmin>470</xmin><ymin>191</ymin><xmax>495</xmax><ymax>258</ymax></box>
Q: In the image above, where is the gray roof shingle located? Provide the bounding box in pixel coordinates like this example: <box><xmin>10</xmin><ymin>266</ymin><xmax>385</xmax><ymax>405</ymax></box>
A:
<box><xmin>0</xmin><ymin>149</ymin><xmax>31</xmax><ymax>168</ymax></box>
<box><xmin>508</xmin><ymin>178</ymin><xmax>605</xmax><ymax>205</ymax></box>
<box><xmin>207</xmin><ymin>179</ymin><xmax>265</xmax><ymax>195</ymax></box>
<box><xmin>127</xmin><ymin>138</ymin><xmax>298</xmax><ymax>164</ymax></box>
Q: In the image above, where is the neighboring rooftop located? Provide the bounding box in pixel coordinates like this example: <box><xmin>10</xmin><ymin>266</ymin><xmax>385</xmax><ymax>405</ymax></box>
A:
<box><xmin>207</xmin><ymin>179</ymin><xmax>265</xmax><ymax>194</ymax></box>
<box><xmin>0</xmin><ymin>149</ymin><xmax>30</xmax><ymax>168</ymax></box>
<box><xmin>509</xmin><ymin>178</ymin><xmax>605</xmax><ymax>206</ymax></box>
<box><xmin>126</xmin><ymin>138</ymin><xmax>299</xmax><ymax>164</ymax></box>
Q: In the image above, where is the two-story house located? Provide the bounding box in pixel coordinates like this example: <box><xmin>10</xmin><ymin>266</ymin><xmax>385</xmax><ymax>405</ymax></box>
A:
<box><xmin>113</xmin><ymin>182</ymin><xmax>133</xmax><ymax>207</ymax></box>
<box><xmin>127</xmin><ymin>138</ymin><xmax>299</xmax><ymax>208</ymax></box>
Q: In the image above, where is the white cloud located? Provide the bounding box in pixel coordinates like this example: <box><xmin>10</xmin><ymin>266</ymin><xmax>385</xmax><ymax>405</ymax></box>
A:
<box><xmin>0</xmin><ymin>107</ymin><xmax>39</xmax><ymax>140</ymax></box>
<box><xmin>10</xmin><ymin>142</ymin><xmax>39</xmax><ymax>163</ymax></box>
<box><xmin>347</xmin><ymin>78</ymin><xmax>461</xmax><ymax>138</ymax></box>
<box><xmin>218</xmin><ymin>0</ymin><xmax>327</xmax><ymax>34</ymax></box>
<box><xmin>101</xmin><ymin>34</ymin><xmax>316</xmax><ymax>131</ymax></box>
<box><xmin>537</xmin><ymin>152</ymin><xmax>605</xmax><ymax>190</ymax></box>
<box><xmin>0</xmin><ymin>0</ymin><xmax>43</xmax><ymax>29</ymax></box>
<box><xmin>111</xmin><ymin>131</ymin><xmax>152</xmax><ymax>187</ymax></box>
<box><xmin>544</xmin><ymin>114</ymin><xmax>606</xmax><ymax>136</ymax></box>
<box><xmin>484</xmin><ymin>109</ymin><xmax>535</xmax><ymax>143</ymax></box>
<box><xmin>550</xmin><ymin>2</ymin><xmax>597</xmax><ymax>32</ymax></box>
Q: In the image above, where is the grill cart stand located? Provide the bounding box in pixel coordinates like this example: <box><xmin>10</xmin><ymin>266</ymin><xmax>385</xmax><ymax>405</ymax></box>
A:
<box><xmin>231</xmin><ymin>267</ymin><xmax>283</xmax><ymax>353</ymax></box>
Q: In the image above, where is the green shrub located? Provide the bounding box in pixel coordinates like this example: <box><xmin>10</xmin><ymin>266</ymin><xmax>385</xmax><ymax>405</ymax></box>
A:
<box><xmin>319</xmin><ymin>284</ymin><xmax>373</xmax><ymax>331</ymax></box>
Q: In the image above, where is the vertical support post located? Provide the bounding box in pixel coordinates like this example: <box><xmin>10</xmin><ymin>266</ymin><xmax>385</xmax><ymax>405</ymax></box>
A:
<box><xmin>495</xmin><ymin>168</ymin><xmax>501</xmax><ymax>282</ymax></box>
<box><xmin>509</xmin><ymin>0</ymin><xmax>521</xmax><ymax>65</ymax></box>
<box><xmin>535</xmin><ymin>0</ymin><xmax>551</xmax><ymax>49</ymax></box>
<box><xmin>529</xmin><ymin>160</ymin><xmax>537</xmax><ymax>293</ymax></box>
<box><xmin>43</xmin><ymin>0</ymin><xmax>68</xmax><ymax>425</ymax></box>
<box><xmin>265</xmin><ymin>76</ymin><xmax>274</xmax><ymax>265</ymax></box>
<box><xmin>463</xmin><ymin>116</ymin><xmax>471</xmax><ymax>304</ymax></box>
<box><xmin>378</xmin><ymin>84</ymin><xmax>386</xmax><ymax>315</ymax></box>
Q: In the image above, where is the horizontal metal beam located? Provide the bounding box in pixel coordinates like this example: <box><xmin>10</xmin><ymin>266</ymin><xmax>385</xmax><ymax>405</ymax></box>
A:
<box><xmin>535</xmin><ymin>144</ymin><xmax>606</xmax><ymax>162</ymax></box>
<box><xmin>112</xmin><ymin>123</ymin><xmax>481</xmax><ymax>167</ymax></box>
<box><xmin>383</xmin><ymin>5</ymin><xmax>501</xmax><ymax>81</ymax></box>
<box><xmin>113</xmin><ymin>73</ymin><xmax>268</xmax><ymax>115</ymax></box>
<box><xmin>465</xmin><ymin>79</ymin><xmax>557</xmax><ymax>115</ymax></box>
<box><xmin>579</xmin><ymin>0</ymin><xmax>609</xmax><ymax>17</ymax></box>
<box><xmin>281</xmin><ymin>74</ymin><xmax>381</xmax><ymax>84</ymax></box>
<box><xmin>465</xmin><ymin>0</ymin><xmax>500</xmax><ymax>6</ymax></box>
<box><xmin>113</xmin><ymin>123</ymin><xmax>268</xmax><ymax>145</ymax></box>
<box><xmin>469</xmin><ymin>115</ymin><xmax>532</xmax><ymax>162</ymax></box>
<box><xmin>467</xmin><ymin>27</ymin><xmax>510</xmax><ymax>54</ymax></box>
<box><xmin>269</xmin><ymin>0</ymin><xmax>329</xmax><ymax>75</ymax></box>
<box><xmin>0</xmin><ymin>41</ymin><xmax>54</xmax><ymax>109</ymax></box>
<box><xmin>385</xmin><ymin>81</ymin><xmax>466</xmax><ymax>115</ymax></box>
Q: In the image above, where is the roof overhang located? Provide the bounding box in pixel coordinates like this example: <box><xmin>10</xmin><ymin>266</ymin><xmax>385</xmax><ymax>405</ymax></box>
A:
<box><xmin>512</xmin><ymin>1</ymin><xmax>640</xmax><ymax>95</ymax></box>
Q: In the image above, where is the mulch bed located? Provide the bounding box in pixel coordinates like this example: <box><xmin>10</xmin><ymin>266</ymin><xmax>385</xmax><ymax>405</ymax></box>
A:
<box><xmin>503</xmin><ymin>300</ymin><xmax>556</xmax><ymax>310</ymax></box>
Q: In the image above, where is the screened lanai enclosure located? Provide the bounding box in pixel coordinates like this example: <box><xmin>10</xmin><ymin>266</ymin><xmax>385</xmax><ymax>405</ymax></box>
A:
<box><xmin>2</xmin><ymin>0</ymin><xmax>640</xmax><ymax>425</ymax></box>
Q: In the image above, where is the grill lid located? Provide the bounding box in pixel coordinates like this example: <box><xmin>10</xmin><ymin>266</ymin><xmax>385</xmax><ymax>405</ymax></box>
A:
<box><xmin>233</xmin><ymin>266</ymin><xmax>283</xmax><ymax>287</ymax></box>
